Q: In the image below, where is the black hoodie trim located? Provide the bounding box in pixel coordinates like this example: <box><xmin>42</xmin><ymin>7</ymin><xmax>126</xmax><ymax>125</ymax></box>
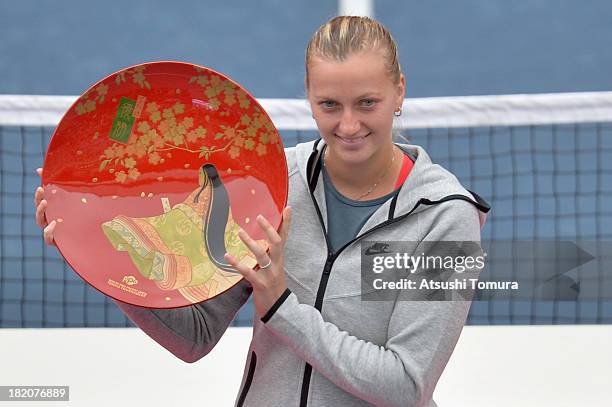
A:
<box><xmin>419</xmin><ymin>193</ymin><xmax>491</xmax><ymax>213</ymax></box>
<box><xmin>237</xmin><ymin>351</ymin><xmax>257</xmax><ymax>407</ymax></box>
<box><xmin>307</xmin><ymin>138</ymin><xmax>324</xmax><ymax>193</ymax></box>
<box><xmin>388</xmin><ymin>190</ymin><xmax>400</xmax><ymax>220</ymax></box>
<box><xmin>261</xmin><ymin>288</ymin><xmax>292</xmax><ymax>323</ymax></box>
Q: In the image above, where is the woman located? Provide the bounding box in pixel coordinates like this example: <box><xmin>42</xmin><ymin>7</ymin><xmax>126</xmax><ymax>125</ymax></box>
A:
<box><xmin>36</xmin><ymin>16</ymin><xmax>489</xmax><ymax>407</ymax></box>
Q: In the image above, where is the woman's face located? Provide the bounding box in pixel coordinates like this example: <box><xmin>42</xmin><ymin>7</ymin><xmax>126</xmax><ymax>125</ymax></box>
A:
<box><xmin>307</xmin><ymin>51</ymin><xmax>405</xmax><ymax>166</ymax></box>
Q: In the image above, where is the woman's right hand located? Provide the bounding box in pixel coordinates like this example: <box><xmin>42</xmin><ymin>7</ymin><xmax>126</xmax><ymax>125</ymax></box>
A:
<box><xmin>35</xmin><ymin>167</ymin><xmax>57</xmax><ymax>246</ymax></box>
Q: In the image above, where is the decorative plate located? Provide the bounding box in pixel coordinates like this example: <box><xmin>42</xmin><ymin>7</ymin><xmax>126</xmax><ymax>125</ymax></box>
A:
<box><xmin>42</xmin><ymin>61</ymin><xmax>287</xmax><ymax>308</ymax></box>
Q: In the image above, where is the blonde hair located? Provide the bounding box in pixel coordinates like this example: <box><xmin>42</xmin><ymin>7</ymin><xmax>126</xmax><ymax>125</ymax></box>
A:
<box><xmin>305</xmin><ymin>16</ymin><xmax>402</xmax><ymax>89</ymax></box>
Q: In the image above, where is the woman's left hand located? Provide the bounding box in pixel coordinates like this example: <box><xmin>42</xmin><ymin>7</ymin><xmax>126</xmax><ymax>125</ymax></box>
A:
<box><xmin>224</xmin><ymin>206</ymin><xmax>292</xmax><ymax>319</ymax></box>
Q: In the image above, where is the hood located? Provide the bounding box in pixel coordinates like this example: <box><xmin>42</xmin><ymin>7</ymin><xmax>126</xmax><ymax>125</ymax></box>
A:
<box><xmin>294</xmin><ymin>139</ymin><xmax>490</xmax><ymax>229</ymax></box>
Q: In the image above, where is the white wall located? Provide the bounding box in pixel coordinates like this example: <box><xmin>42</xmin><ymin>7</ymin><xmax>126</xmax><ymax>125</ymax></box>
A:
<box><xmin>0</xmin><ymin>326</ymin><xmax>610</xmax><ymax>406</ymax></box>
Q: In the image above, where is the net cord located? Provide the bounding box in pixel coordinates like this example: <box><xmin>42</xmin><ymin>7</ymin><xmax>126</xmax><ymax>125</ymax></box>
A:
<box><xmin>2</xmin><ymin>91</ymin><xmax>612</xmax><ymax>130</ymax></box>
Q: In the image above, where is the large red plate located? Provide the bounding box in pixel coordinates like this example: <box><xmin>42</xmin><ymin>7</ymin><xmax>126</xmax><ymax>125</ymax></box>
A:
<box><xmin>42</xmin><ymin>61</ymin><xmax>287</xmax><ymax>308</ymax></box>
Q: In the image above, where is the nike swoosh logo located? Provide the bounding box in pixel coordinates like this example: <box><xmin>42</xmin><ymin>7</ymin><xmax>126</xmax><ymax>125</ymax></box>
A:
<box><xmin>365</xmin><ymin>244</ymin><xmax>391</xmax><ymax>255</ymax></box>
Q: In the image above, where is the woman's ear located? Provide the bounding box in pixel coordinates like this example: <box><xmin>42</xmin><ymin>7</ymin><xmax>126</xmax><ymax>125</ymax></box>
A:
<box><xmin>397</xmin><ymin>73</ymin><xmax>406</xmax><ymax>107</ymax></box>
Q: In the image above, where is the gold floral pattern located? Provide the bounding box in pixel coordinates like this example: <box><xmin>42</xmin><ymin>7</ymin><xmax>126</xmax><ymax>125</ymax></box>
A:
<box><xmin>115</xmin><ymin>66</ymin><xmax>151</xmax><ymax>89</ymax></box>
<box><xmin>96</xmin><ymin>70</ymin><xmax>281</xmax><ymax>183</ymax></box>
<box><xmin>75</xmin><ymin>83</ymin><xmax>109</xmax><ymax>115</ymax></box>
<box><xmin>75</xmin><ymin>66</ymin><xmax>152</xmax><ymax>116</ymax></box>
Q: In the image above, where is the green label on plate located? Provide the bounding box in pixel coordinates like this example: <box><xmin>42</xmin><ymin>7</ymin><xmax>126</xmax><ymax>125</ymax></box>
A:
<box><xmin>109</xmin><ymin>97</ymin><xmax>136</xmax><ymax>143</ymax></box>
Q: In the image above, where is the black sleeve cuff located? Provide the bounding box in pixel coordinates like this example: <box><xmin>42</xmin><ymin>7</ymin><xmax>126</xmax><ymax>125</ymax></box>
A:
<box><xmin>261</xmin><ymin>288</ymin><xmax>292</xmax><ymax>323</ymax></box>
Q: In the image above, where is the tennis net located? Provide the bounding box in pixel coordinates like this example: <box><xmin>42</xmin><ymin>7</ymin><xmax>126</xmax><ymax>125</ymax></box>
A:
<box><xmin>1</xmin><ymin>92</ymin><xmax>611</xmax><ymax>327</ymax></box>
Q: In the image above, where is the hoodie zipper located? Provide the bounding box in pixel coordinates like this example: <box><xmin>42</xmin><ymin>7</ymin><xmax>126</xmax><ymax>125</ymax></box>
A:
<box><xmin>300</xmin><ymin>179</ymin><xmax>422</xmax><ymax>406</ymax></box>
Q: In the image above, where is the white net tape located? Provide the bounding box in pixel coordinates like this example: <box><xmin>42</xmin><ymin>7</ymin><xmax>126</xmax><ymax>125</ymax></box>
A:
<box><xmin>1</xmin><ymin>91</ymin><xmax>612</xmax><ymax>130</ymax></box>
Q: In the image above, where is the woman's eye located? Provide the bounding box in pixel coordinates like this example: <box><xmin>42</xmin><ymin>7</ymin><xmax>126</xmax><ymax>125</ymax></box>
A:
<box><xmin>321</xmin><ymin>101</ymin><xmax>336</xmax><ymax>108</ymax></box>
<box><xmin>361</xmin><ymin>99</ymin><xmax>376</xmax><ymax>107</ymax></box>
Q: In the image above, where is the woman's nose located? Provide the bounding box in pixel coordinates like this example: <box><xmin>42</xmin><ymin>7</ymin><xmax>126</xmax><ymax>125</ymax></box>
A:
<box><xmin>337</xmin><ymin>109</ymin><xmax>361</xmax><ymax>136</ymax></box>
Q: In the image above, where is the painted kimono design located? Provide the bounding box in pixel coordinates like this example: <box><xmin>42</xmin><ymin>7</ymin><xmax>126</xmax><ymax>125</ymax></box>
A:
<box><xmin>101</xmin><ymin>164</ymin><xmax>265</xmax><ymax>303</ymax></box>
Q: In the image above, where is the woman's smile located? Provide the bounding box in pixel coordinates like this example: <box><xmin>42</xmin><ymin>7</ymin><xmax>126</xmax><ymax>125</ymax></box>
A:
<box><xmin>335</xmin><ymin>132</ymin><xmax>371</xmax><ymax>147</ymax></box>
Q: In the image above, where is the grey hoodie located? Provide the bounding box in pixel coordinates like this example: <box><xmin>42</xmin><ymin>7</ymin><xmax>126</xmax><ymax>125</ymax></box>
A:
<box><xmin>115</xmin><ymin>139</ymin><xmax>490</xmax><ymax>407</ymax></box>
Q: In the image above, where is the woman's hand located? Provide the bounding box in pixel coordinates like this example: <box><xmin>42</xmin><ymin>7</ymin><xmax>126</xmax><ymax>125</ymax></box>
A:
<box><xmin>224</xmin><ymin>207</ymin><xmax>292</xmax><ymax>319</ymax></box>
<box><xmin>34</xmin><ymin>167</ymin><xmax>57</xmax><ymax>246</ymax></box>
